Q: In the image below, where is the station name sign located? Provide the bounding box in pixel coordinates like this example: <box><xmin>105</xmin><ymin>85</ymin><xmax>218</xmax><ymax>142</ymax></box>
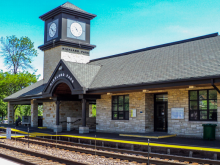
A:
<box><xmin>50</xmin><ymin>73</ymin><xmax>74</xmax><ymax>87</ymax></box>
<box><xmin>62</xmin><ymin>47</ymin><xmax>90</xmax><ymax>56</ymax></box>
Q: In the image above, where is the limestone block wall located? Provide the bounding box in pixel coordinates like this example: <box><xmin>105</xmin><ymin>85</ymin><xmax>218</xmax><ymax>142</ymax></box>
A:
<box><xmin>31</xmin><ymin>99</ymin><xmax>38</xmax><ymax>127</ymax></box>
<box><xmin>43</xmin><ymin>101</ymin><xmax>89</xmax><ymax>129</ymax></box>
<box><xmin>44</xmin><ymin>46</ymin><xmax>62</xmax><ymax>83</ymax></box>
<box><xmin>43</xmin><ymin>102</ymin><xmax>56</xmax><ymax>129</ymax></box>
<box><xmin>96</xmin><ymin>92</ymin><xmax>148</xmax><ymax>133</ymax></box>
<box><xmin>8</xmin><ymin>102</ymin><xmax>14</xmax><ymax>124</ymax></box>
<box><xmin>43</xmin><ymin>46</ymin><xmax>90</xmax><ymax>83</ymax></box>
<box><xmin>167</xmin><ymin>87</ymin><xmax>220</xmax><ymax>139</ymax></box>
<box><xmin>145</xmin><ymin>94</ymin><xmax>154</xmax><ymax>132</ymax></box>
<box><xmin>59</xmin><ymin>101</ymin><xmax>89</xmax><ymax>129</ymax></box>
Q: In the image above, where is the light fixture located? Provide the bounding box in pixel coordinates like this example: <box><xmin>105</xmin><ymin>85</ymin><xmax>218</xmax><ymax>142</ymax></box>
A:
<box><xmin>107</xmin><ymin>93</ymin><xmax>112</xmax><ymax>95</ymax></box>
<box><xmin>189</xmin><ymin>86</ymin><xmax>196</xmax><ymax>89</ymax></box>
<box><xmin>59</xmin><ymin>66</ymin><xmax>63</xmax><ymax>71</ymax></box>
<box><xmin>143</xmin><ymin>89</ymin><xmax>149</xmax><ymax>93</ymax></box>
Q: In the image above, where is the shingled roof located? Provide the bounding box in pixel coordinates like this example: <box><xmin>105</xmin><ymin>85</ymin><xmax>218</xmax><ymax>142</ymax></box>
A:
<box><xmin>63</xmin><ymin>60</ymin><xmax>101</xmax><ymax>88</ymax></box>
<box><xmin>88</xmin><ymin>33</ymin><xmax>220</xmax><ymax>89</ymax></box>
<box><xmin>4</xmin><ymin>80</ymin><xmax>45</xmax><ymax>101</ymax></box>
<box><xmin>4</xmin><ymin>33</ymin><xmax>220</xmax><ymax>101</ymax></box>
<box><xmin>39</xmin><ymin>2</ymin><xmax>96</xmax><ymax>21</ymax></box>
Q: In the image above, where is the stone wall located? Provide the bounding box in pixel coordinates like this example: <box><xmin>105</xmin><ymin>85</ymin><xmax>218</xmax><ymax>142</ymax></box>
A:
<box><xmin>43</xmin><ymin>46</ymin><xmax>90</xmax><ymax>83</ymax></box>
<box><xmin>96</xmin><ymin>92</ymin><xmax>148</xmax><ymax>133</ymax></box>
<box><xmin>44</xmin><ymin>46</ymin><xmax>62</xmax><ymax>83</ymax></box>
<box><xmin>145</xmin><ymin>94</ymin><xmax>154</xmax><ymax>132</ymax></box>
<box><xmin>43</xmin><ymin>102</ymin><xmax>56</xmax><ymax>129</ymax></box>
<box><xmin>8</xmin><ymin>102</ymin><xmax>14</xmax><ymax>124</ymax></box>
<box><xmin>167</xmin><ymin>86</ymin><xmax>220</xmax><ymax>139</ymax></box>
<box><xmin>43</xmin><ymin>101</ymin><xmax>89</xmax><ymax>129</ymax></box>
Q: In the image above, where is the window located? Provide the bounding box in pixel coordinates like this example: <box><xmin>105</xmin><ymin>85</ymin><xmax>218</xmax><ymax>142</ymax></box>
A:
<box><xmin>112</xmin><ymin>95</ymin><xmax>129</xmax><ymax>120</ymax></box>
<box><xmin>189</xmin><ymin>90</ymin><xmax>217</xmax><ymax>121</ymax></box>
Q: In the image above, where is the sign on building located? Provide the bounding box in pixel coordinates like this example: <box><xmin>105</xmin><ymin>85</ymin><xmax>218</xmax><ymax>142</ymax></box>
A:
<box><xmin>6</xmin><ymin>128</ymin><xmax>11</xmax><ymax>139</ymax></box>
<box><xmin>171</xmin><ymin>108</ymin><xmax>184</xmax><ymax>119</ymax></box>
<box><xmin>130</xmin><ymin>109</ymin><xmax>136</xmax><ymax>117</ymax></box>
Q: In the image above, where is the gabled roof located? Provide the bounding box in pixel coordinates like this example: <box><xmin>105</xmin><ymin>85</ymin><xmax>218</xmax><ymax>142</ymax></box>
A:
<box><xmin>39</xmin><ymin>2</ymin><xmax>96</xmax><ymax>21</ymax></box>
<box><xmin>88</xmin><ymin>33</ymin><xmax>220</xmax><ymax>89</ymax></box>
<box><xmin>63</xmin><ymin>60</ymin><xmax>101</xmax><ymax>88</ymax></box>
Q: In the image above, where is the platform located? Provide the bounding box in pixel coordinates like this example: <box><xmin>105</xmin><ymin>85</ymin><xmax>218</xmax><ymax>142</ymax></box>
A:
<box><xmin>119</xmin><ymin>132</ymin><xmax>176</xmax><ymax>139</ymax></box>
<box><xmin>1</xmin><ymin>124</ymin><xmax>220</xmax><ymax>152</ymax></box>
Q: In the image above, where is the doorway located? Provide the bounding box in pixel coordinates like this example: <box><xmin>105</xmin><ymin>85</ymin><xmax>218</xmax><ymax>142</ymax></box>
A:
<box><xmin>154</xmin><ymin>94</ymin><xmax>168</xmax><ymax>132</ymax></box>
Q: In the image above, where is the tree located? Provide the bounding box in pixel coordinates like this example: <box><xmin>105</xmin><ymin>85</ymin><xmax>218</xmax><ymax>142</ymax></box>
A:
<box><xmin>0</xmin><ymin>71</ymin><xmax>39</xmax><ymax>118</ymax></box>
<box><xmin>0</xmin><ymin>35</ymin><xmax>37</xmax><ymax>74</ymax></box>
<box><xmin>0</xmin><ymin>71</ymin><xmax>39</xmax><ymax>96</ymax></box>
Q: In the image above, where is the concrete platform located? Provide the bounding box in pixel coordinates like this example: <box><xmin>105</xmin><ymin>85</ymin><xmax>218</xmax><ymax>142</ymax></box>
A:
<box><xmin>1</xmin><ymin>124</ymin><xmax>220</xmax><ymax>150</ymax></box>
<box><xmin>119</xmin><ymin>132</ymin><xmax>176</xmax><ymax>139</ymax></box>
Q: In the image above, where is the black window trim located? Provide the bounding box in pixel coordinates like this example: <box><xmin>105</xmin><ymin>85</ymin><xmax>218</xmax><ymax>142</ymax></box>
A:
<box><xmin>189</xmin><ymin>89</ymin><xmax>217</xmax><ymax>121</ymax></box>
<box><xmin>112</xmin><ymin>95</ymin><xmax>129</xmax><ymax>120</ymax></box>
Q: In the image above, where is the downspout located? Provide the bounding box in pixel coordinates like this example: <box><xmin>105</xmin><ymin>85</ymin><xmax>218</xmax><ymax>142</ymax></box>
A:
<box><xmin>211</xmin><ymin>79</ymin><xmax>220</xmax><ymax>94</ymax></box>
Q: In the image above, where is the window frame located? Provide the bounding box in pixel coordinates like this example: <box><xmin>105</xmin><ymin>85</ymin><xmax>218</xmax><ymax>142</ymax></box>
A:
<box><xmin>189</xmin><ymin>89</ymin><xmax>217</xmax><ymax>121</ymax></box>
<box><xmin>112</xmin><ymin>95</ymin><xmax>129</xmax><ymax>120</ymax></box>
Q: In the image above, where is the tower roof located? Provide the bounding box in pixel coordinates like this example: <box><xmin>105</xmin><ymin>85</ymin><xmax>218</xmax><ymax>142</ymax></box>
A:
<box><xmin>39</xmin><ymin>2</ymin><xmax>96</xmax><ymax>21</ymax></box>
<box><xmin>61</xmin><ymin>2</ymin><xmax>87</xmax><ymax>13</ymax></box>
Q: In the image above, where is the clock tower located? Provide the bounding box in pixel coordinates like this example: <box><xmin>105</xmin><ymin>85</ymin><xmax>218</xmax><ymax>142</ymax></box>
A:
<box><xmin>38</xmin><ymin>2</ymin><xmax>96</xmax><ymax>83</ymax></box>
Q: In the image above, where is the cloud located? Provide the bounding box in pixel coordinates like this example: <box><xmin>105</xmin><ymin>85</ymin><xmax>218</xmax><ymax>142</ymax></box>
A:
<box><xmin>166</xmin><ymin>25</ymin><xmax>208</xmax><ymax>37</ymax></box>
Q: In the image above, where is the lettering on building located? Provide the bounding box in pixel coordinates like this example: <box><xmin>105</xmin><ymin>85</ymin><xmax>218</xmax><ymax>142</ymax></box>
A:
<box><xmin>50</xmin><ymin>73</ymin><xmax>74</xmax><ymax>86</ymax></box>
<box><xmin>62</xmin><ymin>47</ymin><xmax>89</xmax><ymax>56</ymax></box>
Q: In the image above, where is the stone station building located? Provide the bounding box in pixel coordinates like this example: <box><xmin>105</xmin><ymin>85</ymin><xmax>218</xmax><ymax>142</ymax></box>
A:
<box><xmin>4</xmin><ymin>2</ymin><xmax>220</xmax><ymax>138</ymax></box>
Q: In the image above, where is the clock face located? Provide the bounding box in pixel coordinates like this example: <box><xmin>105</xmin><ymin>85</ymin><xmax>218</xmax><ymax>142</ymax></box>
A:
<box><xmin>70</xmin><ymin>22</ymin><xmax>82</xmax><ymax>37</ymax></box>
<box><xmin>49</xmin><ymin>23</ymin><xmax>57</xmax><ymax>38</ymax></box>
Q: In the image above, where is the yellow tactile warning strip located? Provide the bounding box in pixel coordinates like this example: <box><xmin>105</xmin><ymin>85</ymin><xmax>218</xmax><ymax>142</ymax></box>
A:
<box><xmin>119</xmin><ymin>134</ymin><xmax>177</xmax><ymax>139</ymax></box>
<box><xmin>51</xmin><ymin>135</ymin><xmax>220</xmax><ymax>153</ymax></box>
<box><xmin>0</xmin><ymin>135</ymin><xmax>25</xmax><ymax>139</ymax></box>
<box><xmin>0</xmin><ymin>127</ymin><xmax>220</xmax><ymax>152</ymax></box>
<box><xmin>0</xmin><ymin>127</ymin><xmax>51</xmax><ymax>137</ymax></box>
<box><xmin>38</xmin><ymin>127</ymin><xmax>47</xmax><ymax>129</ymax></box>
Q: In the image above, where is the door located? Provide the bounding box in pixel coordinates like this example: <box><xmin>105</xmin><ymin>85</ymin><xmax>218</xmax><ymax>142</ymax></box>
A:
<box><xmin>154</xmin><ymin>94</ymin><xmax>168</xmax><ymax>132</ymax></box>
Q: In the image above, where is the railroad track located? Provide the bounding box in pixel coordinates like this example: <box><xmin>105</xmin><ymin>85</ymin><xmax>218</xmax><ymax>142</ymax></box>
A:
<box><xmin>0</xmin><ymin>141</ymin><xmax>86</xmax><ymax>165</ymax></box>
<box><xmin>10</xmin><ymin>137</ymin><xmax>220</xmax><ymax>165</ymax></box>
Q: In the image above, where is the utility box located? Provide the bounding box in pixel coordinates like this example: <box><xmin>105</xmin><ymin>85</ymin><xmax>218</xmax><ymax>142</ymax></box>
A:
<box><xmin>202</xmin><ymin>124</ymin><xmax>217</xmax><ymax>140</ymax></box>
<box><xmin>22</xmin><ymin>116</ymin><xmax>31</xmax><ymax>126</ymax></box>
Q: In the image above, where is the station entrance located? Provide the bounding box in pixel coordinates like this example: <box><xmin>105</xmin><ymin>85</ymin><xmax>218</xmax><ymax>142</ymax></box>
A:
<box><xmin>154</xmin><ymin>94</ymin><xmax>168</xmax><ymax>132</ymax></box>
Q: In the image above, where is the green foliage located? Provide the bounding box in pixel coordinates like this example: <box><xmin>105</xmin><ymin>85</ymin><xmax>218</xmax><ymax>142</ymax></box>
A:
<box><xmin>15</xmin><ymin>105</ymin><xmax>43</xmax><ymax>121</ymax></box>
<box><xmin>92</xmin><ymin>104</ymin><xmax>96</xmax><ymax>117</ymax></box>
<box><xmin>0</xmin><ymin>71</ymin><xmax>39</xmax><ymax>96</ymax></box>
<box><xmin>0</xmin><ymin>71</ymin><xmax>39</xmax><ymax>118</ymax></box>
<box><xmin>0</xmin><ymin>35</ymin><xmax>38</xmax><ymax>74</ymax></box>
<box><xmin>0</xmin><ymin>98</ymin><xmax>7</xmax><ymax>120</ymax></box>
<box><xmin>38</xmin><ymin>105</ymin><xmax>43</xmax><ymax>116</ymax></box>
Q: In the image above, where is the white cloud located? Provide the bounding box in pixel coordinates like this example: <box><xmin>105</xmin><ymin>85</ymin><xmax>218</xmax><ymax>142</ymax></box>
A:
<box><xmin>166</xmin><ymin>25</ymin><xmax>212</xmax><ymax>38</ymax></box>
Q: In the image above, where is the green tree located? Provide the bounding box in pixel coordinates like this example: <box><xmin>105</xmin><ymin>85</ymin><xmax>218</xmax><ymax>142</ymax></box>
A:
<box><xmin>92</xmin><ymin>104</ymin><xmax>96</xmax><ymax>117</ymax></box>
<box><xmin>0</xmin><ymin>97</ymin><xmax>7</xmax><ymax>120</ymax></box>
<box><xmin>0</xmin><ymin>71</ymin><xmax>39</xmax><ymax>119</ymax></box>
<box><xmin>0</xmin><ymin>35</ymin><xmax>37</xmax><ymax>74</ymax></box>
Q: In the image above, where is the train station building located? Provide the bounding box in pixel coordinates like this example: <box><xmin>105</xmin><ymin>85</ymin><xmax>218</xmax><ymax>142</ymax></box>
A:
<box><xmin>4</xmin><ymin>2</ymin><xmax>220</xmax><ymax>138</ymax></box>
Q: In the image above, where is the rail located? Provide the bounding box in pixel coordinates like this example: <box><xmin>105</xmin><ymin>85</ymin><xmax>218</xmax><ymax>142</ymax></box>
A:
<box><xmin>13</xmin><ymin>137</ymin><xmax>220</xmax><ymax>165</ymax></box>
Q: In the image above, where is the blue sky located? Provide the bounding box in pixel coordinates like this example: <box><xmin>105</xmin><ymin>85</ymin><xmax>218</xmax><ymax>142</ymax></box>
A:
<box><xmin>0</xmin><ymin>0</ymin><xmax>220</xmax><ymax>80</ymax></box>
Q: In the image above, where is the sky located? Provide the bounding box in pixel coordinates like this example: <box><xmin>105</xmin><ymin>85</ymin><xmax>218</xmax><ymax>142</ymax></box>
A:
<box><xmin>0</xmin><ymin>0</ymin><xmax>220</xmax><ymax>80</ymax></box>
